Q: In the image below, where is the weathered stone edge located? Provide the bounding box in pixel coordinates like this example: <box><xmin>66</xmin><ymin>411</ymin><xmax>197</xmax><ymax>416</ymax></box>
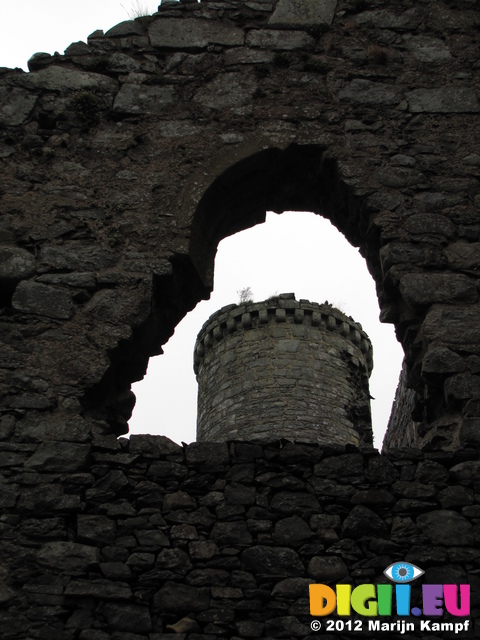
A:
<box><xmin>194</xmin><ymin>295</ymin><xmax>373</xmax><ymax>374</ymax></box>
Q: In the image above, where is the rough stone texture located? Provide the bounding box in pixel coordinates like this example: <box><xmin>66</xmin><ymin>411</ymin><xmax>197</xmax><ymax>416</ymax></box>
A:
<box><xmin>245</xmin><ymin>29</ymin><xmax>315</xmax><ymax>50</ymax></box>
<box><xmin>338</xmin><ymin>79</ymin><xmax>401</xmax><ymax>105</ymax></box>
<box><xmin>416</xmin><ymin>510</ymin><xmax>475</xmax><ymax>546</ymax></box>
<box><xmin>0</xmin><ymin>0</ymin><xmax>478</xmax><ymax>450</ymax></box>
<box><xmin>12</xmin><ymin>280</ymin><xmax>74</xmax><ymax>319</ymax></box>
<box><xmin>18</xmin><ymin>66</ymin><xmax>118</xmax><ymax>92</ymax></box>
<box><xmin>148</xmin><ymin>18</ymin><xmax>244</xmax><ymax>48</ymax></box>
<box><xmin>269</xmin><ymin>0</ymin><xmax>338</xmax><ymax>28</ymax></box>
<box><xmin>0</xmin><ymin>1</ymin><xmax>480</xmax><ymax>636</ymax></box>
<box><xmin>113</xmin><ymin>84</ymin><xmax>176</xmax><ymax>115</ymax></box>
<box><xmin>25</xmin><ymin>442</ymin><xmax>91</xmax><ymax>472</ymax></box>
<box><xmin>0</xmin><ymin>87</ymin><xmax>37</xmax><ymax>126</ymax></box>
<box><xmin>400</xmin><ymin>273</ymin><xmax>478</xmax><ymax>306</ymax></box>
<box><xmin>0</xmin><ymin>246</ymin><xmax>36</xmax><ymax>283</ymax></box>
<box><xmin>195</xmin><ymin>295</ymin><xmax>373</xmax><ymax>446</ymax></box>
<box><xmin>194</xmin><ymin>71</ymin><xmax>258</xmax><ymax>110</ymax></box>
<box><xmin>0</xmin><ymin>437</ymin><xmax>478</xmax><ymax>638</ymax></box>
<box><xmin>406</xmin><ymin>88</ymin><xmax>479</xmax><ymax>113</ymax></box>
<box><xmin>403</xmin><ymin>35</ymin><xmax>453</xmax><ymax>63</ymax></box>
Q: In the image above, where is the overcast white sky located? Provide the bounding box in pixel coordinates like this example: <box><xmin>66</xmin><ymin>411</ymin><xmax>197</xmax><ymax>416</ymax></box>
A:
<box><xmin>1</xmin><ymin>1</ymin><xmax>405</xmax><ymax>449</ymax></box>
<box><xmin>130</xmin><ymin>212</ymin><xmax>404</xmax><ymax>449</ymax></box>
<box><xmin>0</xmin><ymin>1</ymin><xmax>161</xmax><ymax>71</ymax></box>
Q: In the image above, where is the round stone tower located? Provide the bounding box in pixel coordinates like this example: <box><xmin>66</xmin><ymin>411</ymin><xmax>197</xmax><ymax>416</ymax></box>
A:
<box><xmin>194</xmin><ymin>294</ymin><xmax>373</xmax><ymax>446</ymax></box>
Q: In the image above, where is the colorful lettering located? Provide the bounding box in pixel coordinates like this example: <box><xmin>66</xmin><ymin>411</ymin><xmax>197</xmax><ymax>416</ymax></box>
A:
<box><xmin>309</xmin><ymin>573</ymin><xmax>470</xmax><ymax>620</ymax></box>
<box><xmin>422</xmin><ymin>584</ymin><xmax>444</xmax><ymax>616</ymax></box>
<box><xmin>395</xmin><ymin>584</ymin><xmax>411</xmax><ymax>616</ymax></box>
<box><xmin>444</xmin><ymin>584</ymin><xmax>470</xmax><ymax>617</ymax></box>
<box><xmin>309</xmin><ymin>584</ymin><xmax>336</xmax><ymax>616</ymax></box>
<box><xmin>336</xmin><ymin>584</ymin><xmax>351</xmax><ymax>616</ymax></box>
<box><xmin>351</xmin><ymin>584</ymin><xmax>377</xmax><ymax>616</ymax></box>
<box><xmin>377</xmin><ymin>584</ymin><xmax>392</xmax><ymax>616</ymax></box>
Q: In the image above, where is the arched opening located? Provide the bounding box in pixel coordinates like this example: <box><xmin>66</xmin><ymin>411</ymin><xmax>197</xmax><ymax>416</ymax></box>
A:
<box><xmin>129</xmin><ymin>211</ymin><xmax>404</xmax><ymax>449</ymax></box>
<box><xmin>187</xmin><ymin>144</ymin><xmax>378</xmax><ymax>292</ymax></box>
<box><xmin>86</xmin><ymin>143</ymin><xmax>410</xmax><ymax>445</ymax></box>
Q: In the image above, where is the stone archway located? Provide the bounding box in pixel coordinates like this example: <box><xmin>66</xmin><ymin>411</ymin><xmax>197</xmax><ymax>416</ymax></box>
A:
<box><xmin>83</xmin><ymin>142</ymin><xmax>378</xmax><ymax>438</ymax></box>
<box><xmin>0</xmin><ymin>0</ymin><xmax>478</xmax><ymax>450</ymax></box>
<box><xmin>187</xmin><ymin>144</ymin><xmax>374</xmax><ymax>290</ymax></box>
<box><xmin>2</xmin><ymin>3</ymin><xmax>480</xmax><ymax>636</ymax></box>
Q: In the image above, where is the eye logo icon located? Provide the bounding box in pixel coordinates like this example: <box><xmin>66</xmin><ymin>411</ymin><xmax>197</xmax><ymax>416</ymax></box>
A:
<box><xmin>384</xmin><ymin>562</ymin><xmax>424</xmax><ymax>583</ymax></box>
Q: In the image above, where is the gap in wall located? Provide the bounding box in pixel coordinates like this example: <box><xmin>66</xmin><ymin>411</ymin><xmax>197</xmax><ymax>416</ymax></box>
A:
<box><xmin>128</xmin><ymin>211</ymin><xmax>404</xmax><ymax>449</ymax></box>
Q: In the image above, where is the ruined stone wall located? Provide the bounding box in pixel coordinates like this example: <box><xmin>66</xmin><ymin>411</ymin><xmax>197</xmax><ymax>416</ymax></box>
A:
<box><xmin>0</xmin><ymin>0</ymin><xmax>479</xmax><ymax>449</ymax></box>
<box><xmin>384</xmin><ymin>359</ymin><xmax>420</xmax><ymax>450</ymax></box>
<box><xmin>0</xmin><ymin>1</ymin><xmax>480</xmax><ymax>637</ymax></box>
<box><xmin>195</xmin><ymin>294</ymin><xmax>373</xmax><ymax>446</ymax></box>
<box><xmin>1</xmin><ymin>435</ymin><xmax>479</xmax><ymax>639</ymax></box>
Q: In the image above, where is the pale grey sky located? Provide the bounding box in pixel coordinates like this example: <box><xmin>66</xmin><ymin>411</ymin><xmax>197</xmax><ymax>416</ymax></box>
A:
<box><xmin>1</xmin><ymin>2</ymin><xmax>404</xmax><ymax>449</ymax></box>
<box><xmin>0</xmin><ymin>1</ymin><xmax>161</xmax><ymax>71</ymax></box>
<box><xmin>130</xmin><ymin>212</ymin><xmax>404</xmax><ymax>449</ymax></box>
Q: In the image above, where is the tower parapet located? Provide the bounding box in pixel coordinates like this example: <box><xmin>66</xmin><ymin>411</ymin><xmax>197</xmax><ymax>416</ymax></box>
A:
<box><xmin>194</xmin><ymin>294</ymin><xmax>373</xmax><ymax>446</ymax></box>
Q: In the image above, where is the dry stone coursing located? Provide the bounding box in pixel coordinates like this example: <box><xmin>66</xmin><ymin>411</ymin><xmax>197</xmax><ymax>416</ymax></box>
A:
<box><xmin>0</xmin><ymin>436</ymin><xmax>478</xmax><ymax>638</ymax></box>
<box><xmin>0</xmin><ymin>0</ymin><xmax>479</xmax><ymax>449</ymax></box>
<box><xmin>0</xmin><ymin>1</ymin><xmax>480</xmax><ymax>636</ymax></box>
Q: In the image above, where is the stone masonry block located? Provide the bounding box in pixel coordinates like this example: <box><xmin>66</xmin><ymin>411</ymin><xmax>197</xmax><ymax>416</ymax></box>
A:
<box><xmin>0</xmin><ymin>246</ymin><xmax>36</xmax><ymax>284</ymax></box>
<box><xmin>19</xmin><ymin>66</ymin><xmax>117</xmax><ymax>92</ymax></box>
<box><xmin>25</xmin><ymin>442</ymin><xmax>91</xmax><ymax>473</ymax></box>
<box><xmin>269</xmin><ymin>0</ymin><xmax>337</xmax><ymax>28</ymax></box>
<box><xmin>246</xmin><ymin>29</ymin><xmax>315</xmax><ymax>50</ymax></box>
<box><xmin>400</xmin><ymin>273</ymin><xmax>478</xmax><ymax>306</ymax></box>
<box><xmin>12</xmin><ymin>280</ymin><xmax>74</xmax><ymax>319</ymax></box>
<box><xmin>113</xmin><ymin>83</ymin><xmax>176</xmax><ymax>115</ymax></box>
<box><xmin>407</xmin><ymin>88</ymin><xmax>479</xmax><ymax>113</ymax></box>
<box><xmin>0</xmin><ymin>86</ymin><xmax>37</xmax><ymax>126</ymax></box>
<box><xmin>148</xmin><ymin>18</ymin><xmax>244</xmax><ymax>49</ymax></box>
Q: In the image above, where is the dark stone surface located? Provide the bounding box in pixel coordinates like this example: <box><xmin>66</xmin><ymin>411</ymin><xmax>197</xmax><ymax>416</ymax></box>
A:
<box><xmin>270</xmin><ymin>490</ymin><xmax>321</xmax><ymax>516</ymax></box>
<box><xmin>450</xmin><ymin>461</ymin><xmax>480</xmax><ymax>484</ymax></box>
<box><xmin>272</xmin><ymin>515</ymin><xmax>313</xmax><ymax>545</ymax></box>
<box><xmin>25</xmin><ymin>442</ymin><xmax>91</xmax><ymax>473</ymax></box>
<box><xmin>1</xmin><ymin>1</ymin><xmax>480</xmax><ymax>637</ymax></box>
<box><xmin>77</xmin><ymin>515</ymin><xmax>116</xmax><ymax>545</ymax></box>
<box><xmin>242</xmin><ymin>545</ymin><xmax>305</xmax><ymax>578</ymax></box>
<box><xmin>36</xmin><ymin>542</ymin><xmax>100</xmax><ymax>573</ymax></box>
<box><xmin>341</xmin><ymin>505</ymin><xmax>388</xmax><ymax>539</ymax></box>
<box><xmin>12</xmin><ymin>280</ymin><xmax>74</xmax><ymax>319</ymax></box>
<box><xmin>0</xmin><ymin>0</ymin><xmax>477</xmax><ymax>454</ymax></box>
<box><xmin>400</xmin><ymin>273</ymin><xmax>478</xmax><ymax>306</ymax></box>
<box><xmin>416</xmin><ymin>509</ymin><xmax>474</xmax><ymax>546</ymax></box>
<box><xmin>0</xmin><ymin>246</ymin><xmax>36</xmax><ymax>284</ymax></box>
<box><xmin>307</xmin><ymin>555</ymin><xmax>349</xmax><ymax>581</ymax></box>
<box><xmin>64</xmin><ymin>578</ymin><xmax>132</xmax><ymax>600</ymax></box>
<box><xmin>185</xmin><ymin>443</ymin><xmax>230</xmax><ymax>467</ymax></box>
<box><xmin>0</xmin><ymin>439</ymin><xmax>479</xmax><ymax>637</ymax></box>
<box><xmin>210</xmin><ymin>521</ymin><xmax>253</xmax><ymax>547</ymax></box>
<box><xmin>103</xmin><ymin>603</ymin><xmax>152</xmax><ymax>633</ymax></box>
<box><xmin>154</xmin><ymin>582</ymin><xmax>210</xmax><ymax>613</ymax></box>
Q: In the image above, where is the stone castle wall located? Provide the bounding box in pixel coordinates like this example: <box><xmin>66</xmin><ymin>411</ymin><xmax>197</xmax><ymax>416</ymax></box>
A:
<box><xmin>195</xmin><ymin>294</ymin><xmax>373</xmax><ymax>446</ymax></box>
<box><xmin>0</xmin><ymin>0</ymin><xmax>480</xmax><ymax>637</ymax></box>
<box><xmin>384</xmin><ymin>359</ymin><xmax>420</xmax><ymax>450</ymax></box>
<box><xmin>0</xmin><ymin>435</ymin><xmax>478</xmax><ymax>639</ymax></box>
<box><xmin>0</xmin><ymin>0</ymin><xmax>479</xmax><ymax>449</ymax></box>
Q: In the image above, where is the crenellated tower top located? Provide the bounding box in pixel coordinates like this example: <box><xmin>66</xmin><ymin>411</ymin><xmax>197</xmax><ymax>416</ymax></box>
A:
<box><xmin>194</xmin><ymin>294</ymin><xmax>373</xmax><ymax>446</ymax></box>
